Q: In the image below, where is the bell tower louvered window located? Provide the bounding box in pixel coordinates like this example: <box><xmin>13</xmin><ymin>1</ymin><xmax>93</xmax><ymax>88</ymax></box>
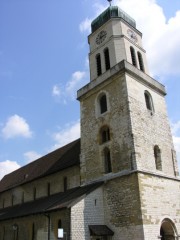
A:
<box><xmin>104</xmin><ymin>148</ymin><xmax>112</xmax><ymax>173</ymax></box>
<box><xmin>96</xmin><ymin>54</ymin><xmax>102</xmax><ymax>76</ymax></box>
<box><xmin>138</xmin><ymin>51</ymin><xmax>145</xmax><ymax>72</ymax></box>
<box><xmin>104</xmin><ymin>48</ymin><xmax>110</xmax><ymax>70</ymax></box>
<box><xmin>130</xmin><ymin>46</ymin><xmax>137</xmax><ymax>67</ymax></box>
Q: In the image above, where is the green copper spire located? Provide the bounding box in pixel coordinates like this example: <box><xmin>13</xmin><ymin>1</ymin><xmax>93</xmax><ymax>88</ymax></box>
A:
<box><xmin>91</xmin><ymin>6</ymin><xmax>136</xmax><ymax>33</ymax></box>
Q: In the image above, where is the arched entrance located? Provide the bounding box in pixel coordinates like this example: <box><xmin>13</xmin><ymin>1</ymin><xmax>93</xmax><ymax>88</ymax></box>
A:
<box><xmin>160</xmin><ymin>218</ymin><xmax>178</xmax><ymax>240</ymax></box>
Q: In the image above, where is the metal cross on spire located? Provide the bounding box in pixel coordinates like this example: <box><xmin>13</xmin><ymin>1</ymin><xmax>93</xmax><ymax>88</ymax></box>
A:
<box><xmin>107</xmin><ymin>0</ymin><xmax>112</xmax><ymax>6</ymax></box>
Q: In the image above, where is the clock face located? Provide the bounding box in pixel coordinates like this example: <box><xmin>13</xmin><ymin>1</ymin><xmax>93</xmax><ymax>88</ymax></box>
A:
<box><xmin>96</xmin><ymin>30</ymin><xmax>107</xmax><ymax>45</ymax></box>
<box><xmin>127</xmin><ymin>29</ymin><xmax>137</xmax><ymax>43</ymax></box>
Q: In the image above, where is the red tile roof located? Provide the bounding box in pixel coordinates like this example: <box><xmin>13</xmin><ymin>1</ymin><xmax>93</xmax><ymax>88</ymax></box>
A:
<box><xmin>0</xmin><ymin>139</ymin><xmax>80</xmax><ymax>193</ymax></box>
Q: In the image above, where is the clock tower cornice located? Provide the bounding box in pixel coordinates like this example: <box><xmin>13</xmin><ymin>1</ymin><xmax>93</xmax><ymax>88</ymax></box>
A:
<box><xmin>77</xmin><ymin>60</ymin><xmax>166</xmax><ymax>101</ymax></box>
<box><xmin>88</xmin><ymin>16</ymin><xmax>142</xmax><ymax>44</ymax></box>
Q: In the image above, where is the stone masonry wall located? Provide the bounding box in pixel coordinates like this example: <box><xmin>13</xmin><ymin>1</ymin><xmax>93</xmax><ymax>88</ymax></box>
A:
<box><xmin>125</xmin><ymin>74</ymin><xmax>178</xmax><ymax>176</ymax></box>
<box><xmin>138</xmin><ymin>172</ymin><xmax>180</xmax><ymax>239</ymax></box>
<box><xmin>103</xmin><ymin>173</ymin><xmax>144</xmax><ymax>240</ymax></box>
<box><xmin>80</xmin><ymin>73</ymin><xmax>134</xmax><ymax>184</ymax></box>
<box><xmin>71</xmin><ymin>187</ymin><xmax>105</xmax><ymax>240</ymax></box>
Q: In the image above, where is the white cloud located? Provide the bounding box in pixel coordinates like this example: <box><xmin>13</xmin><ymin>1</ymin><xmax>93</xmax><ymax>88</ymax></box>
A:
<box><xmin>79</xmin><ymin>18</ymin><xmax>92</xmax><ymax>33</ymax></box>
<box><xmin>24</xmin><ymin>151</ymin><xmax>42</xmax><ymax>163</ymax></box>
<box><xmin>79</xmin><ymin>2</ymin><xmax>106</xmax><ymax>34</ymax></box>
<box><xmin>1</xmin><ymin>115</ymin><xmax>32</xmax><ymax>139</ymax></box>
<box><xmin>171</xmin><ymin>121</ymin><xmax>180</xmax><ymax>167</ymax></box>
<box><xmin>171</xmin><ymin>121</ymin><xmax>180</xmax><ymax>135</ymax></box>
<box><xmin>66</xmin><ymin>71</ymin><xmax>86</xmax><ymax>97</ymax></box>
<box><xmin>113</xmin><ymin>0</ymin><xmax>180</xmax><ymax>78</ymax></box>
<box><xmin>52</xmin><ymin>85</ymin><xmax>61</xmax><ymax>97</ymax></box>
<box><xmin>0</xmin><ymin>160</ymin><xmax>20</xmax><ymax>180</ymax></box>
<box><xmin>85</xmin><ymin>56</ymin><xmax>90</xmax><ymax>69</ymax></box>
<box><xmin>52</xmin><ymin>71</ymin><xmax>87</xmax><ymax>103</ymax></box>
<box><xmin>52</xmin><ymin>120</ymin><xmax>80</xmax><ymax>149</ymax></box>
<box><xmin>173</xmin><ymin>136</ymin><xmax>180</xmax><ymax>168</ymax></box>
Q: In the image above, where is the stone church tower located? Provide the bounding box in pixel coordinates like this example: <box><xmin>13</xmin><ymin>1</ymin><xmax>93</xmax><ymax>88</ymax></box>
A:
<box><xmin>77</xmin><ymin>5</ymin><xmax>180</xmax><ymax>240</ymax></box>
<box><xmin>0</xmin><ymin>4</ymin><xmax>179</xmax><ymax>240</ymax></box>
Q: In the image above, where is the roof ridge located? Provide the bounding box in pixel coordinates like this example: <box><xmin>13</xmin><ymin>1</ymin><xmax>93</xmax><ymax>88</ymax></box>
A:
<box><xmin>0</xmin><ymin>138</ymin><xmax>81</xmax><ymax>193</ymax></box>
<box><xmin>1</xmin><ymin>138</ymin><xmax>80</xmax><ymax>181</ymax></box>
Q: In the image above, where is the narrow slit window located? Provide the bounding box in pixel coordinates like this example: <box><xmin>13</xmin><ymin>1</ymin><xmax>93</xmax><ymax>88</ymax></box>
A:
<box><xmin>33</xmin><ymin>187</ymin><xmax>36</xmax><ymax>200</ymax></box>
<box><xmin>104</xmin><ymin>148</ymin><xmax>112</xmax><ymax>173</ymax></box>
<box><xmin>96</xmin><ymin>54</ymin><xmax>102</xmax><ymax>76</ymax></box>
<box><xmin>3</xmin><ymin>226</ymin><xmax>5</xmax><ymax>240</ymax></box>
<box><xmin>58</xmin><ymin>219</ymin><xmax>62</xmax><ymax>229</ymax></box>
<box><xmin>100</xmin><ymin>94</ymin><xmax>107</xmax><ymax>114</ymax></box>
<box><xmin>138</xmin><ymin>51</ymin><xmax>145</xmax><ymax>72</ymax></box>
<box><xmin>100</xmin><ymin>126</ymin><xmax>110</xmax><ymax>144</ymax></box>
<box><xmin>47</xmin><ymin>183</ymin><xmax>50</xmax><ymax>196</ymax></box>
<box><xmin>130</xmin><ymin>46</ymin><xmax>137</xmax><ymax>67</ymax></box>
<box><xmin>104</xmin><ymin>48</ymin><xmax>110</xmax><ymax>70</ymax></box>
<box><xmin>32</xmin><ymin>223</ymin><xmax>35</xmax><ymax>240</ymax></box>
<box><xmin>12</xmin><ymin>195</ymin><xmax>14</xmax><ymax>206</ymax></box>
<box><xmin>154</xmin><ymin>145</ymin><xmax>162</xmax><ymax>171</ymax></box>
<box><xmin>22</xmin><ymin>192</ymin><xmax>24</xmax><ymax>203</ymax></box>
<box><xmin>64</xmin><ymin>177</ymin><xmax>67</xmax><ymax>192</ymax></box>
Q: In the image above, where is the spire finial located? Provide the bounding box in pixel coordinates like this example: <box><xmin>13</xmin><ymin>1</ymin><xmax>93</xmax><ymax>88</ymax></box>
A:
<box><xmin>107</xmin><ymin>0</ymin><xmax>112</xmax><ymax>6</ymax></box>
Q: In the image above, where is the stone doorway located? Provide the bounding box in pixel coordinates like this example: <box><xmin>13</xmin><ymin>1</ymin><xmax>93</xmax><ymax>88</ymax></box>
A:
<box><xmin>160</xmin><ymin>218</ymin><xmax>178</xmax><ymax>240</ymax></box>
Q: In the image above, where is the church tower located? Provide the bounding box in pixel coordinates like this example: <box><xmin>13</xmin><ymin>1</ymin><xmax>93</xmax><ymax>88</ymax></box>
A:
<box><xmin>78</xmin><ymin>5</ymin><xmax>180</xmax><ymax>240</ymax></box>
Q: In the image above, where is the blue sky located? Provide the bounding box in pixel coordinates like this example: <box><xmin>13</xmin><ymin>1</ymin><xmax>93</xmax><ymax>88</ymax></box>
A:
<box><xmin>0</xmin><ymin>0</ymin><xmax>180</xmax><ymax>179</ymax></box>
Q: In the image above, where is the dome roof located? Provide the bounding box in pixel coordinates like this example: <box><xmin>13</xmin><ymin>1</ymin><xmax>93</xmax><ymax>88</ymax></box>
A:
<box><xmin>91</xmin><ymin>6</ymin><xmax>136</xmax><ymax>33</ymax></box>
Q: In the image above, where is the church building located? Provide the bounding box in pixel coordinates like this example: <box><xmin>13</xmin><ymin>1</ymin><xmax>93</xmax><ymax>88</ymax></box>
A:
<box><xmin>0</xmin><ymin>4</ymin><xmax>180</xmax><ymax>240</ymax></box>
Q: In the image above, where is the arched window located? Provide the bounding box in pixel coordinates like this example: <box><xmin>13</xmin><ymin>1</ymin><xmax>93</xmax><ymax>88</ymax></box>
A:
<box><xmin>154</xmin><ymin>145</ymin><xmax>162</xmax><ymax>171</ymax></box>
<box><xmin>64</xmin><ymin>177</ymin><xmax>67</xmax><ymax>192</ymax></box>
<box><xmin>130</xmin><ymin>46</ymin><xmax>137</xmax><ymax>67</ymax></box>
<box><xmin>100</xmin><ymin>126</ymin><xmax>110</xmax><ymax>144</ymax></box>
<box><xmin>104</xmin><ymin>148</ymin><xmax>112</xmax><ymax>173</ymax></box>
<box><xmin>138</xmin><ymin>51</ymin><xmax>145</xmax><ymax>72</ymax></box>
<box><xmin>104</xmin><ymin>48</ymin><xmax>110</xmax><ymax>70</ymax></box>
<box><xmin>144</xmin><ymin>91</ymin><xmax>154</xmax><ymax>112</ymax></box>
<box><xmin>96</xmin><ymin>53</ymin><xmax>102</xmax><ymax>76</ymax></box>
<box><xmin>99</xmin><ymin>94</ymin><xmax>107</xmax><ymax>114</ymax></box>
